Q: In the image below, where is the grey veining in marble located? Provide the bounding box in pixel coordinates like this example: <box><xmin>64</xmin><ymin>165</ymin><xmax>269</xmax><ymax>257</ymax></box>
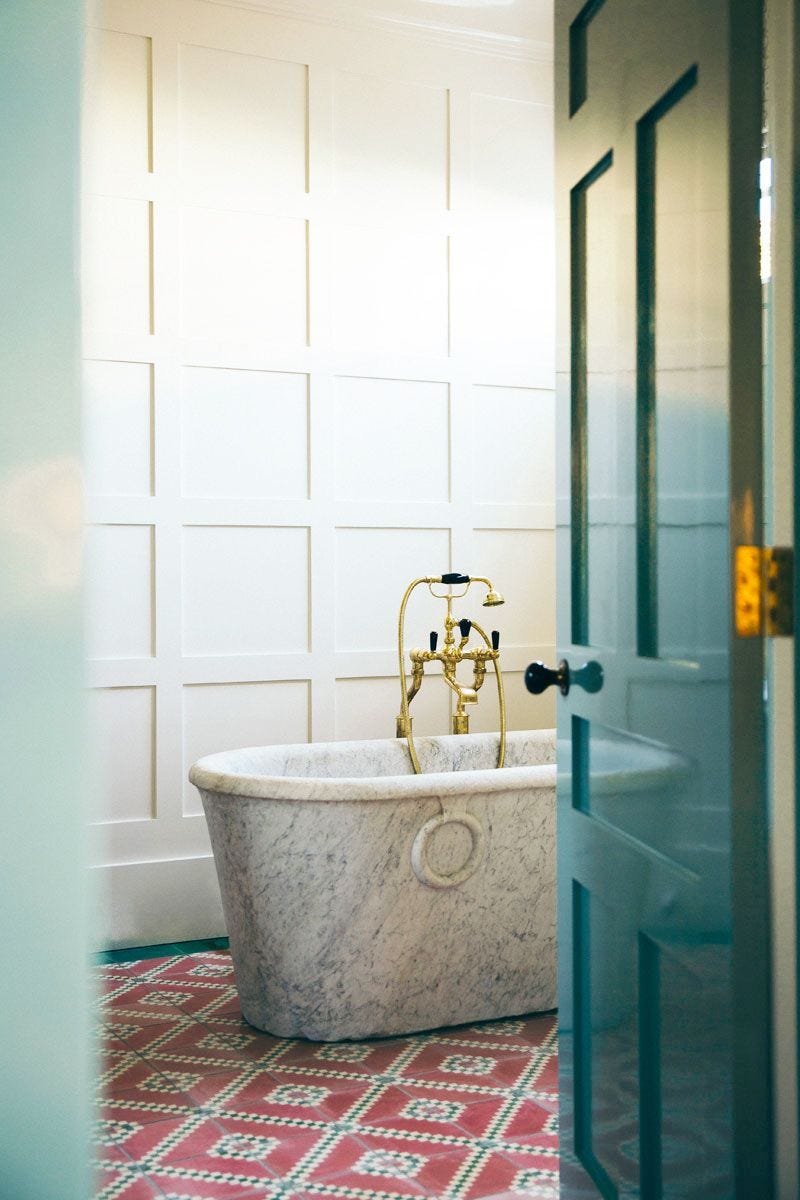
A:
<box><xmin>190</xmin><ymin>729</ymin><xmax>557</xmax><ymax>1041</ymax></box>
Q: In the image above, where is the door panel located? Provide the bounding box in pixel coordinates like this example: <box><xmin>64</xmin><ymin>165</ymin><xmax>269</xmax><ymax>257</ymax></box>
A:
<box><xmin>554</xmin><ymin>0</ymin><xmax>769</xmax><ymax>1194</ymax></box>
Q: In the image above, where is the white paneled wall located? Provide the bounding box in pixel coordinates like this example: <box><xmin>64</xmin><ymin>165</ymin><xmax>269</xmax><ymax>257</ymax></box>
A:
<box><xmin>82</xmin><ymin>0</ymin><xmax>555</xmax><ymax>946</ymax></box>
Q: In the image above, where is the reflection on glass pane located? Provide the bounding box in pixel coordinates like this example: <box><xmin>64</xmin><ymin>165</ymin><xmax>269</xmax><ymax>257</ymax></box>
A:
<box><xmin>585</xmin><ymin>167</ymin><xmax>621</xmax><ymax>649</ymax></box>
<box><xmin>574</xmin><ymin>883</ymin><xmax>639</xmax><ymax>1193</ymax></box>
<box><xmin>658</xmin><ymin>939</ymin><xmax>733</xmax><ymax>1196</ymax></box>
<box><xmin>583</xmin><ymin>721</ymin><xmax>701</xmax><ymax>875</ymax></box>
<box><xmin>654</xmin><ymin>85</ymin><xmax>728</xmax><ymax>661</ymax></box>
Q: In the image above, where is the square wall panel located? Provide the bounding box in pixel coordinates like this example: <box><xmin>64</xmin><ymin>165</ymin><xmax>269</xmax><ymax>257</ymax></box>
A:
<box><xmin>334</xmin><ymin>377</ymin><xmax>449</xmax><ymax>502</ymax></box>
<box><xmin>82</xmin><ymin>195</ymin><xmax>152</xmax><ymax>335</ymax></box>
<box><xmin>472</xmin><ymin>385</ymin><xmax>554</xmax><ymax>506</ymax></box>
<box><xmin>332</xmin><ymin>226</ymin><xmax>448</xmax><ymax>356</ymax></box>
<box><xmin>89</xmin><ymin>686</ymin><xmax>154</xmax><ymax>823</ymax></box>
<box><xmin>180</xmin><ymin>207</ymin><xmax>307</xmax><ymax>345</ymax></box>
<box><xmin>469</xmin><ymin>529</ymin><xmax>555</xmax><ymax>647</ymax></box>
<box><xmin>335</xmin><ymin>527</ymin><xmax>450</xmax><ymax>652</ymax></box>
<box><xmin>83</xmin><ymin>360</ymin><xmax>153</xmax><ymax>497</ymax></box>
<box><xmin>179</xmin><ymin>45</ymin><xmax>307</xmax><ymax>203</ymax></box>
<box><xmin>333</xmin><ymin>71</ymin><xmax>448</xmax><ymax>212</ymax></box>
<box><xmin>83</xmin><ymin>28</ymin><xmax>151</xmax><ymax>183</ymax></box>
<box><xmin>463</xmin><ymin>225</ymin><xmax>553</xmax><ymax>364</ymax></box>
<box><xmin>470</xmin><ymin>95</ymin><xmax>552</xmax><ymax>219</ymax></box>
<box><xmin>181</xmin><ymin>367</ymin><xmax>308</xmax><ymax>499</ymax></box>
<box><xmin>182</xmin><ymin>526</ymin><xmax>309</xmax><ymax>655</ymax></box>
<box><xmin>335</xmin><ymin>676</ymin><xmax>450</xmax><ymax>742</ymax></box>
<box><xmin>85</xmin><ymin>525</ymin><xmax>154</xmax><ymax>660</ymax></box>
<box><xmin>468</xmin><ymin>671</ymin><xmax>555</xmax><ymax>735</ymax></box>
<box><xmin>183</xmin><ymin>679</ymin><xmax>309</xmax><ymax>814</ymax></box>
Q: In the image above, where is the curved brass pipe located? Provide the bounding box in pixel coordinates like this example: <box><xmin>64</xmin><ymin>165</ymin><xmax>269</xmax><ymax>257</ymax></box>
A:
<box><xmin>469</xmin><ymin>617</ymin><xmax>506</xmax><ymax>770</ymax></box>
<box><xmin>397</xmin><ymin>576</ymin><xmax>431</xmax><ymax>775</ymax></box>
<box><xmin>397</xmin><ymin>577</ymin><xmax>506</xmax><ymax>775</ymax></box>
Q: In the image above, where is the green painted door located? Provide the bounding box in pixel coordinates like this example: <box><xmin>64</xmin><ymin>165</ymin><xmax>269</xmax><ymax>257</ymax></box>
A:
<box><xmin>538</xmin><ymin>1</ymin><xmax>771</xmax><ymax>1194</ymax></box>
<box><xmin>0</xmin><ymin>3</ymin><xmax>88</xmax><ymax>1197</ymax></box>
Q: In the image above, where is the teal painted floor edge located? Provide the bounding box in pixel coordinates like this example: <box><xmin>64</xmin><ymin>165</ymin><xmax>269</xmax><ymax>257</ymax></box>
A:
<box><xmin>93</xmin><ymin>936</ymin><xmax>229</xmax><ymax>964</ymax></box>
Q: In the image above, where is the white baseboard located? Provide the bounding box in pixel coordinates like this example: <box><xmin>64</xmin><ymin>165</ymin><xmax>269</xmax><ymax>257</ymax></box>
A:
<box><xmin>90</xmin><ymin>856</ymin><xmax>226</xmax><ymax>951</ymax></box>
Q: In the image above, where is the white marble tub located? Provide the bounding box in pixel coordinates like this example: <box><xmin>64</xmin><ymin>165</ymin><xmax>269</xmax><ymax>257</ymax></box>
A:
<box><xmin>189</xmin><ymin>728</ymin><xmax>556</xmax><ymax>1041</ymax></box>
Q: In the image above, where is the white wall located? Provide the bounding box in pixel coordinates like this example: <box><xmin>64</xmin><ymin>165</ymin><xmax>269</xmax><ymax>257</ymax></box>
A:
<box><xmin>82</xmin><ymin>0</ymin><xmax>556</xmax><ymax>946</ymax></box>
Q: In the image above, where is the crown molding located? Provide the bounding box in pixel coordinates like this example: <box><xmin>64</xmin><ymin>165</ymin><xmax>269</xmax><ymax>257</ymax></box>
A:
<box><xmin>199</xmin><ymin>0</ymin><xmax>553</xmax><ymax>63</ymax></box>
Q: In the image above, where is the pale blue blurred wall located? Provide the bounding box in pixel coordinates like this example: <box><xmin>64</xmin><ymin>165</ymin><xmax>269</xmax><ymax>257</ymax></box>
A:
<box><xmin>0</xmin><ymin>3</ymin><xmax>89</xmax><ymax>1197</ymax></box>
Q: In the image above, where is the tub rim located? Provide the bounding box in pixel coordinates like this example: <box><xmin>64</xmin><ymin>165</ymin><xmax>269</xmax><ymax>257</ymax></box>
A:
<box><xmin>189</xmin><ymin>730</ymin><xmax>555</xmax><ymax>803</ymax></box>
<box><xmin>188</xmin><ymin>724</ymin><xmax>689</xmax><ymax>806</ymax></box>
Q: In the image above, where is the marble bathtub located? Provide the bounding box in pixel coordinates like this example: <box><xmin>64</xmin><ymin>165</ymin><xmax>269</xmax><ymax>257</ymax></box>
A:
<box><xmin>189</xmin><ymin>728</ymin><xmax>556</xmax><ymax>1041</ymax></box>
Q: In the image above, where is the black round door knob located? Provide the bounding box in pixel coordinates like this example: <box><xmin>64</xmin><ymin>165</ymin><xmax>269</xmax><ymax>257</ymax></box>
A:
<box><xmin>572</xmin><ymin>659</ymin><xmax>604</xmax><ymax>694</ymax></box>
<box><xmin>525</xmin><ymin>660</ymin><xmax>571</xmax><ymax>696</ymax></box>
<box><xmin>524</xmin><ymin>658</ymin><xmax>604</xmax><ymax>697</ymax></box>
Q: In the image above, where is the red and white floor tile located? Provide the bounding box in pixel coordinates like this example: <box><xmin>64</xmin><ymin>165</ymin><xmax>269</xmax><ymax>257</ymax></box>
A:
<box><xmin>93</xmin><ymin>952</ymin><xmax>558</xmax><ymax>1200</ymax></box>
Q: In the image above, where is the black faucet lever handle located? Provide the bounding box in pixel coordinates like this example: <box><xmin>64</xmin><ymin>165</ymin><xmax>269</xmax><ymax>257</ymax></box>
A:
<box><xmin>458</xmin><ymin>618</ymin><xmax>472</xmax><ymax>638</ymax></box>
<box><xmin>491</xmin><ymin>630</ymin><xmax>500</xmax><ymax>651</ymax></box>
<box><xmin>429</xmin><ymin>630</ymin><xmax>439</xmax><ymax>652</ymax></box>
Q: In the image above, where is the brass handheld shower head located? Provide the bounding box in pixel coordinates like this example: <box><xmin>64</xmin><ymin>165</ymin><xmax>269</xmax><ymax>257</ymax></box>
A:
<box><xmin>464</xmin><ymin>576</ymin><xmax>504</xmax><ymax>607</ymax></box>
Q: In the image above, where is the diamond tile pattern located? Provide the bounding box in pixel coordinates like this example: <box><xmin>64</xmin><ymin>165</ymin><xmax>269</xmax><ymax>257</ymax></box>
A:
<box><xmin>93</xmin><ymin>952</ymin><xmax>558</xmax><ymax>1199</ymax></box>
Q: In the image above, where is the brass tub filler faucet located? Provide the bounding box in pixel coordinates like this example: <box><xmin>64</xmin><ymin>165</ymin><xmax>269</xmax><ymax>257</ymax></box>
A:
<box><xmin>396</xmin><ymin>573</ymin><xmax>507</xmax><ymax>773</ymax></box>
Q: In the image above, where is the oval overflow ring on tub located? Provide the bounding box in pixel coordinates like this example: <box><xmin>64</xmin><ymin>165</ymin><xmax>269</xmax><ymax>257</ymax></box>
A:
<box><xmin>411</xmin><ymin>811</ymin><xmax>485</xmax><ymax>890</ymax></box>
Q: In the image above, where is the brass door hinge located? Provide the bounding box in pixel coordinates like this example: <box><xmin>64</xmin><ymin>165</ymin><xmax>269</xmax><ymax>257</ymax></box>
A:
<box><xmin>735</xmin><ymin>546</ymin><xmax>794</xmax><ymax>637</ymax></box>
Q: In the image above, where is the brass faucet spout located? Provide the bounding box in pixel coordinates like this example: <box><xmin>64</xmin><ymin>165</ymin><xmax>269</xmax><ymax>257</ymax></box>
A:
<box><xmin>441</xmin><ymin>674</ymin><xmax>478</xmax><ymax>705</ymax></box>
<box><xmin>406</xmin><ymin>661</ymin><xmax>424</xmax><ymax>704</ymax></box>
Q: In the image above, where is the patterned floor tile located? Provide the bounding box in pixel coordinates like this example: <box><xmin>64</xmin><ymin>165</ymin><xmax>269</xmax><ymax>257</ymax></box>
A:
<box><xmin>497</xmin><ymin>1098</ymin><xmax>558</xmax><ymax>1150</ymax></box>
<box><xmin>109</xmin><ymin>1016</ymin><xmax>197</xmax><ymax>1055</ymax></box>
<box><xmin>136</xmin><ymin>1054</ymin><xmax>253</xmax><ymax>1102</ymax></box>
<box><xmin>460</xmin><ymin>1146</ymin><xmax>559</xmax><ymax>1200</ymax></box>
<box><xmin>95</xmin><ymin>961</ymin><xmax>156</xmax><ymax>984</ymax></box>
<box><xmin>225</xmin><ymin>1070</ymin><xmax>379</xmax><ymax>1126</ymax></box>
<box><xmin>120</xmin><ymin>1114</ymin><xmax>279</xmax><ymax>1182</ymax></box>
<box><xmin>118</xmin><ymin>1014</ymin><xmax>233</xmax><ymax>1054</ymax></box>
<box><xmin>202</xmin><ymin>1015</ymin><xmax>285</xmax><ymax>1063</ymax></box>
<box><xmin>524</xmin><ymin>1053</ymin><xmax>557</xmax><ymax>1094</ymax></box>
<box><xmin>445</xmin><ymin>1017</ymin><xmax>556</xmax><ymax>1052</ymax></box>
<box><xmin>92</xmin><ymin>1117</ymin><xmax>141</xmax><ymax>1164</ymax></box>
<box><xmin>356</xmin><ymin>1081</ymin><xmax>505</xmax><ymax>1142</ymax></box>
<box><xmin>145</xmin><ymin>1160</ymin><xmax>277</xmax><ymax>1199</ymax></box>
<box><xmin>397</xmin><ymin>1042</ymin><xmax>534</xmax><ymax>1091</ymax></box>
<box><xmin>154</xmin><ymin>953</ymin><xmax>235</xmax><ymax>981</ymax></box>
<box><xmin>98</xmin><ymin>1092</ymin><xmax>197</xmax><ymax>1129</ymax></box>
<box><xmin>154</xmin><ymin>1191</ymin><xmax>274</xmax><ymax>1200</ymax></box>
<box><xmin>215</xmin><ymin>1113</ymin><xmax>328</xmax><ymax>1178</ymax></box>
<box><xmin>98</xmin><ymin>1055</ymin><xmax>181</xmax><ymax>1097</ymax></box>
<box><xmin>102</xmin><ymin>981</ymin><xmax>201</xmax><ymax>1023</ymax></box>
<box><xmin>303</xmin><ymin>1129</ymin><xmax>474</xmax><ymax>1197</ymax></box>
<box><xmin>94</xmin><ymin>952</ymin><xmax>559</xmax><ymax>1200</ymax></box>
<box><xmin>203</xmin><ymin>1012</ymin><xmax>287</xmax><ymax>1060</ymax></box>
<box><xmin>184</xmin><ymin>1065</ymin><xmax>257</xmax><ymax>1110</ymax></box>
<box><xmin>276</xmin><ymin>1035</ymin><xmax>414</xmax><ymax>1078</ymax></box>
<box><xmin>94</xmin><ymin>1165</ymin><xmax>165</xmax><ymax>1199</ymax></box>
<box><xmin>97</xmin><ymin>1044</ymin><xmax>143</xmax><ymax>1083</ymax></box>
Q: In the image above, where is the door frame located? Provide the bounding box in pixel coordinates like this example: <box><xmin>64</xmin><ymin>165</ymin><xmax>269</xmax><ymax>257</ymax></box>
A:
<box><xmin>765</xmin><ymin>0</ymin><xmax>800</xmax><ymax>1193</ymax></box>
<box><xmin>727</xmin><ymin>1</ymin><xmax>774</xmax><ymax>1191</ymax></box>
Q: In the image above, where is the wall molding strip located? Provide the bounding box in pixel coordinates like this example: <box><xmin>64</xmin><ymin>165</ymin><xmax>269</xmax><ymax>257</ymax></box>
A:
<box><xmin>199</xmin><ymin>0</ymin><xmax>553</xmax><ymax>62</ymax></box>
